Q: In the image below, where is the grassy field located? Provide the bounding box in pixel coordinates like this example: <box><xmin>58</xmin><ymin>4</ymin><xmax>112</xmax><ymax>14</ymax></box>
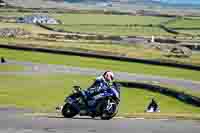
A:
<box><xmin>166</xmin><ymin>18</ymin><xmax>200</xmax><ymax>36</ymax></box>
<box><xmin>2</xmin><ymin>11</ymin><xmax>200</xmax><ymax>37</ymax></box>
<box><xmin>166</xmin><ymin>18</ymin><xmax>200</xmax><ymax>28</ymax></box>
<box><xmin>0</xmin><ymin>11</ymin><xmax>52</xmax><ymax>18</ymax></box>
<box><xmin>0</xmin><ymin>12</ymin><xmax>173</xmax><ymax>36</ymax></box>
<box><xmin>0</xmin><ymin>22</ymin><xmax>63</xmax><ymax>35</ymax></box>
<box><xmin>0</xmin><ymin>37</ymin><xmax>165</xmax><ymax>58</ymax></box>
<box><xmin>0</xmin><ymin>12</ymin><xmax>170</xmax><ymax>25</ymax></box>
<box><xmin>1</xmin><ymin>10</ymin><xmax>200</xmax><ymax>119</ymax></box>
<box><xmin>0</xmin><ymin>64</ymin><xmax>24</xmax><ymax>72</ymax></box>
<box><xmin>1</xmin><ymin>37</ymin><xmax>200</xmax><ymax>66</ymax></box>
<box><xmin>1</xmin><ymin>74</ymin><xmax>200</xmax><ymax>116</ymax></box>
<box><xmin>175</xmin><ymin>30</ymin><xmax>200</xmax><ymax>36</ymax></box>
<box><xmin>48</xmin><ymin>13</ymin><xmax>173</xmax><ymax>36</ymax></box>
<box><xmin>134</xmin><ymin>81</ymin><xmax>200</xmax><ymax>99</ymax></box>
<box><xmin>0</xmin><ymin>48</ymin><xmax>200</xmax><ymax>82</ymax></box>
<box><xmin>48</xmin><ymin>24</ymin><xmax>173</xmax><ymax>36</ymax></box>
<box><xmin>51</xmin><ymin>13</ymin><xmax>170</xmax><ymax>25</ymax></box>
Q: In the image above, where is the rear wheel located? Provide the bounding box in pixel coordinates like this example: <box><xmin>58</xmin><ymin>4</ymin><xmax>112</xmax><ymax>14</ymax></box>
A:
<box><xmin>62</xmin><ymin>103</ymin><xmax>78</xmax><ymax>118</ymax></box>
<box><xmin>100</xmin><ymin>98</ymin><xmax>119</xmax><ymax>120</ymax></box>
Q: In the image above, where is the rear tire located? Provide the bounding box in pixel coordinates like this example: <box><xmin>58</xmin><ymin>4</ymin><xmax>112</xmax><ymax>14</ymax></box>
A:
<box><xmin>62</xmin><ymin>103</ymin><xmax>78</xmax><ymax>118</ymax></box>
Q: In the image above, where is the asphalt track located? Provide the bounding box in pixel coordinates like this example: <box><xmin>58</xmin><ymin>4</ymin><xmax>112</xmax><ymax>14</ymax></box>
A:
<box><xmin>0</xmin><ymin>107</ymin><xmax>200</xmax><ymax>133</ymax></box>
<box><xmin>1</xmin><ymin>60</ymin><xmax>200</xmax><ymax>91</ymax></box>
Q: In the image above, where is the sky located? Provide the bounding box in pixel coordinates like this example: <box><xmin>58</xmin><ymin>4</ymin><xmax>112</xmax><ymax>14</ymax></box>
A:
<box><xmin>152</xmin><ymin>0</ymin><xmax>200</xmax><ymax>5</ymax></box>
<box><xmin>64</xmin><ymin>0</ymin><xmax>200</xmax><ymax>5</ymax></box>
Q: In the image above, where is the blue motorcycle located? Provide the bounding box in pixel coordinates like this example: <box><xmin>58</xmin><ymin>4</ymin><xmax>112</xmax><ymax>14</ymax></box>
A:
<box><xmin>61</xmin><ymin>82</ymin><xmax>120</xmax><ymax>120</ymax></box>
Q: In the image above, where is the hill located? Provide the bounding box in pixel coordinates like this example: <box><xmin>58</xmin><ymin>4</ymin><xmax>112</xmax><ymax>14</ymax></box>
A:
<box><xmin>2</xmin><ymin>0</ymin><xmax>200</xmax><ymax>11</ymax></box>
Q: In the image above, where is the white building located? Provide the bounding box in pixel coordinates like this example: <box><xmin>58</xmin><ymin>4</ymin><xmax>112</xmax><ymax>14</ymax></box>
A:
<box><xmin>16</xmin><ymin>15</ymin><xmax>60</xmax><ymax>25</ymax></box>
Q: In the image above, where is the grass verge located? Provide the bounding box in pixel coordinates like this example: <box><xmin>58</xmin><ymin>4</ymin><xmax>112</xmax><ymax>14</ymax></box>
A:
<box><xmin>1</xmin><ymin>37</ymin><xmax>200</xmax><ymax>66</ymax></box>
<box><xmin>0</xmin><ymin>74</ymin><xmax>200</xmax><ymax>118</ymax></box>
<box><xmin>0</xmin><ymin>64</ymin><xmax>24</xmax><ymax>72</ymax></box>
<box><xmin>0</xmin><ymin>48</ymin><xmax>200</xmax><ymax>81</ymax></box>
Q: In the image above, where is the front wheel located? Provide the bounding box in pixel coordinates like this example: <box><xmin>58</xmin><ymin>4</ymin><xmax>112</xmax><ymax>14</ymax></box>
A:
<box><xmin>61</xmin><ymin>103</ymin><xmax>78</xmax><ymax>118</ymax></box>
<box><xmin>100</xmin><ymin>98</ymin><xmax>119</xmax><ymax>120</ymax></box>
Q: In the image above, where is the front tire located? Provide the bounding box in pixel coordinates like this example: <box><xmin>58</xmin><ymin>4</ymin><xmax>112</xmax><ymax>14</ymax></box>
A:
<box><xmin>100</xmin><ymin>98</ymin><xmax>119</xmax><ymax>120</ymax></box>
<box><xmin>62</xmin><ymin>103</ymin><xmax>78</xmax><ymax>118</ymax></box>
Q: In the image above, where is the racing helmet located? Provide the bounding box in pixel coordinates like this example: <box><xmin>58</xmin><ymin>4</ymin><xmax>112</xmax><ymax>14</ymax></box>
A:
<box><xmin>103</xmin><ymin>71</ymin><xmax>114</xmax><ymax>82</ymax></box>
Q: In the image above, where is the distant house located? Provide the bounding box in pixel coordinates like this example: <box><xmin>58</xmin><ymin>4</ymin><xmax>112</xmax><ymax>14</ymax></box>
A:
<box><xmin>0</xmin><ymin>0</ymin><xmax>6</xmax><ymax>7</ymax></box>
<box><xmin>16</xmin><ymin>15</ymin><xmax>60</xmax><ymax>25</ymax></box>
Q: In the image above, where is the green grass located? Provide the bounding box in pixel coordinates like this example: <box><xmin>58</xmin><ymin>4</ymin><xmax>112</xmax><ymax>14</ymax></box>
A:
<box><xmin>0</xmin><ymin>12</ymin><xmax>173</xmax><ymax>36</ymax></box>
<box><xmin>166</xmin><ymin>18</ymin><xmax>200</xmax><ymax>28</ymax></box>
<box><xmin>0</xmin><ymin>37</ymin><xmax>164</xmax><ymax>59</ymax></box>
<box><xmin>1</xmin><ymin>74</ymin><xmax>200</xmax><ymax>115</ymax></box>
<box><xmin>1</xmin><ymin>37</ymin><xmax>200</xmax><ymax>66</ymax></box>
<box><xmin>0</xmin><ymin>22</ymin><xmax>59</xmax><ymax>34</ymax></box>
<box><xmin>166</xmin><ymin>18</ymin><xmax>200</xmax><ymax>36</ymax></box>
<box><xmin>0</xmin><ymin>64</ymin><xmax>24</xmax><ymax>72</ymax></box>
<box><xmin>0</xmin><ymin>74</ymin><xmax>92</xmax><ymax>112</ymax></box>
<box><xmin>127</xmin><ymin>80</ymin><xmax>200</xmax><ymax>100</ymax></box>
<box><xmin>49</xmin><ymin>13</ymin><xmax>172</xmax><ymax>36</ymax></box>
<box><xmin>120</xmin><ymin>87</ymin><xmax>200</xmax><ymax>114</ymax></box>
<box><xmin>0</xmin><ymin>11</ymin><xmax>179</xmax><ymax>37</ymax></box>
<box><xmin>0</xmin><ymin>12</ymin><xmax>33</xmax><ymax>17</ymax></box>
<box><xmin>48</xmin><ymin>24</ymin><xmax>173</xmax><ymax>36</ymax></box>
<box><xmin>0</xmin><ymin>48</ymin><xmax>200</xmax><ymax>82</ymax></box>
<box><xmin>175</xmin><ymin>30</ymin><xmax>200</xmax><ymax>36</ymax></box>
<box><xmin>51</xmin><ymin>13</ymin><xmax>170</xmax><ymax>25</ymax></box>
<box><xmin>0</xmin><ymin>11</ymin><xmax>170</xmax><ymax>25</ymax></box>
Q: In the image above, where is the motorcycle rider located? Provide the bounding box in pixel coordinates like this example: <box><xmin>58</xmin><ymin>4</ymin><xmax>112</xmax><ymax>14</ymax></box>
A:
<box><xmin>83</xmin><ymin>71</ymin><xmax>114</xmax><ymax>99</ymax></box>
<box><xmin>81</xmin><ymin>71</ymin><xmax>115</xmax><ymax>114</ymax></box>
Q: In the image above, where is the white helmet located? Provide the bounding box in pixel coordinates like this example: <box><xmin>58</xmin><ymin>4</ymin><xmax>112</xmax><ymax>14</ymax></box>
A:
<box><xmin>103</xmin><ymin>71</ymin><xmax>114</xmax><ymax>82</ymax></box>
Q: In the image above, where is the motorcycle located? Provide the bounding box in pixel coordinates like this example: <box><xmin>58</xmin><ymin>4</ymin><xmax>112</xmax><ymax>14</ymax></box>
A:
<box><xmin>61</xmin><ymin>82</ymin><xmax>120</xmax><ymax>120</ymax></box>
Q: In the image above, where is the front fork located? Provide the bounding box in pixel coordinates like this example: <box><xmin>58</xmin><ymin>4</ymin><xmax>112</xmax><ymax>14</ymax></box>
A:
<box><xmin>105</xmin><ymin>99</ymin><xmax>116</xmax><ymax>112</ymax></box>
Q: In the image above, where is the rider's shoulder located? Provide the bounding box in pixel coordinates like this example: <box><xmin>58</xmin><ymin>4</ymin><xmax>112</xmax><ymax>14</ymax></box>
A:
<box><xmin>95</xmin><ymin>76</ymin><xmax>104</xmax><ymax>81</ymax></box>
